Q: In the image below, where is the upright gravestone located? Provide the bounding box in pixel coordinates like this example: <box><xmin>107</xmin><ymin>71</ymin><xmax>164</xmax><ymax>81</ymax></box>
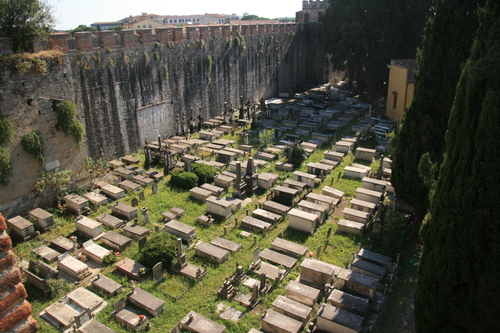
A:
<box><xmin>139</xmin><ymin>191</ymin><xmax>145</xmax><ymax>201</ymax></box>
<box><xmin>74</xmin><ymin>308</ymin><xmax>91</xmax><ymax>328</ymax></box>
<box><xmin>253</xmin><ymin>248</ymin><xmax>260</xmax><ymax>266</ymax></box>
<box><xmin>114</xmin><ymin>298</ymin><xmax>127</xmax><ymax>313</ymax></box>
<box><xmin>141</xmin><ymin>207</ymin><xmax>149</xmax><ymax>224</ymax></box>
<box><xmin>138</xmin><ymin>236</ymin><xmax>147</xmax><ymax>252</ymax></box>
<box><xmin>152</xmin><ymin>183</ymin><xmax>158</xmax><ymax>194</ymax></box>
<box><xmin>153</xmin><ymin>262</ymin><xmax>163</xmax><ymax>283</ymax></box>
<box><xmin>177</xmin><ymin>238</ymin><xmax>187</xmax><ymax>269</ymax></box>
<box><xmin>131</xmin><ymin>198</ymin><xmax>138</xmax><ymax>207</ymax></box>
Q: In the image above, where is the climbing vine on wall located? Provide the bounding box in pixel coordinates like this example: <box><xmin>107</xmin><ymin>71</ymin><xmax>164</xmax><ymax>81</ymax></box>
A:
<box><xmin>55</xmin><ymin>101</ymin><xmax>85</xmax><ymax>149</ymax></box>
<box><xmin>0</xmin><ymin>117</ymin><xmax>15</xmax><ymax>146</ymax></box>
<box><xmin>20</xmin><ymin>130</ymin><xmax>44</xmax><ymax>164</ymax></box>
<box><xmin>0</xmin><ymin>147</ymin><xmax>12</xmax><ymax>185</ymax></box>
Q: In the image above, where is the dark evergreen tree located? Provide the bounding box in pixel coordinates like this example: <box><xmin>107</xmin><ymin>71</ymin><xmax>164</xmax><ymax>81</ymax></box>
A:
<box><xmin>415</xmin><ymin>1</ymin><xmax>500</xmax><ymax>331</ymax></box>
<box><xmin>391</xmin><ymin>0</ymin><xmax>483</xmax><ymax>217</ymax></box>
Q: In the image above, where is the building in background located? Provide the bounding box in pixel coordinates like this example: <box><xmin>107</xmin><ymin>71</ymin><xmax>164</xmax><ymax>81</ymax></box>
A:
<box><xmin>296</xmin><ymin>0</ymin><xmax>330</xmax><ymax>23</ymax></box>
<box><xmin>386</xmin><ymin>59</ymin><xmax>418</xmax><ymax>122</ymax></box>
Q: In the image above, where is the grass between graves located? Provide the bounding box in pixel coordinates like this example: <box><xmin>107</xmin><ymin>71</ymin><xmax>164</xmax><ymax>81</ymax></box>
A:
<box><xmin>23</xmin><ymin>125</ymin><xmax>406</xmax><ymax>333</ymax></box>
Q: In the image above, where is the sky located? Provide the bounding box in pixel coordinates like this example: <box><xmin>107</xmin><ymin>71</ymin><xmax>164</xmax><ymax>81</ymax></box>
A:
<box><xmin>45</xmin><ymin>0</ymin><xmax>303</xmax><ymax>31</ymax></box>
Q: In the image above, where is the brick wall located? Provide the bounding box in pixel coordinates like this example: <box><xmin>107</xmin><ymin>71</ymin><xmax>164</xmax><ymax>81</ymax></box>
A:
<box><xmin>0</xmin><ymin>214</ymin><xmax>39</xmax><ymax>333</ymax></box>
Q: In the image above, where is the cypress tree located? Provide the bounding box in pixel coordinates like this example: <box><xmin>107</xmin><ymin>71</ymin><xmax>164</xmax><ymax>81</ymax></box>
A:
<box><xmin>391</xmin><ymin>0</ymin><xmax>483</xmax><ymax>217</ymax></box>
<box><xmin>415</xmin><ymin>1</ymin><xmax>500</xmax><ymax>331</ymax></box>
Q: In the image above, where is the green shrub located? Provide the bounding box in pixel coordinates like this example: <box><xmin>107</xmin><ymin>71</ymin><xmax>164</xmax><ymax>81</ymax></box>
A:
<box><xmin>0</xmin><ymin>147</ymin><xmax>12</xmax><ymax>185</ymax></box>
<box><xmin>259</xmin><ymin>129</ymin><xmax>275</xmax><ymax>148</ymax></box>
<box><xmin>383</xmin><ymin>209</ymin><xmax>407</xmax><ymax>257</ymax></box>
<box><xmin>286</xmin><ymin>145</ymin><xmax>307</xmax><ymax>169</ymax></box>
<box><xmin>55</xmin><ymin>101</ymin><xmax>85</xmax><ymax>149</ymax></box>
<box><xmin>20</xmin><ymin>130</ymin><xmax>44</xmax><ymax>164</ymax></box>
<box><xmin>140</xmin><ymin>232</ymin><xmax>177</xmax><ymax>270</ymax></box>
<box><xmin>170</xmin><ymin>171</ymin><xmax>198</xmax><ymax>189</ymax></box>
<box><xmin>0</xmin><ymin>117</ymin><xmax>15</xmax><ymax>146</ymax></box>
<box><xmin>355</xmin><ymin>128</ymin><xmax>378</xmax><ymax>149</ymax></box>
<box><xmin>192</xmin><ymin>163</ymin><xmax>217</xmax><ymax>185</ymax></box>
<box><xmin>46</xmin><ymin>278</ymin><xmax>71</xmax><ymax>297</ymax></box>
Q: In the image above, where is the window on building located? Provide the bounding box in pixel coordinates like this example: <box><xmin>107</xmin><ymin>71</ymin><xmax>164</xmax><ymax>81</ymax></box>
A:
<box><xmin>149</xmin><ymin>25</ymin><xmax>152</xmax><ymax>28</ymax></box>
<box><xmin>137</xmin><ymin>25</ymin><xmax>140</xmax><ymax>28</ymax></box>
<box><xmin>392</xmin><ymin>91</ymin><xmax>398</xmax><ymax>109</ymax></box>
<box><xmin>197</xmin><ymin>19</ymin><xmax>200</xmax><ymax>22</ymax></box>
<box><xmin>170</xmin><ymin>20</ymin><xmax>172</xmax><ymax>23</ymax></box>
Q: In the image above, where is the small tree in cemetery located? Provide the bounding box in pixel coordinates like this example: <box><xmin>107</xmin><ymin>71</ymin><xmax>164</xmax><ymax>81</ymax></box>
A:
<box><xmin>355</xmin><ymin>128</ymin><xmax>378</xmax><ymax>149</ymax></box>
<box><xmin>259</xmin><ymin>129</ymin><xmax>275</xmax><ymax>149</ymax></box>
<box><xmin>169</xmin><ymin>171</ymin><xmax>198</xmax><ymax>189</ymax></box>
<box><xmin>192</xmin><ymin>163</ymin><xmax>217</xmax><ymax>185</ymax></box>
<box><xmin>286</xmin><ymin>144</ymin><xmax>307</xmax><ymax>169</ymax></box>
<box><xmin>84</xmin><ymin>156</ymin><xmax>108</xmax><ymax>188</ymax></box>
<box><xmin>140</xmin><ymin>232</ymin><xmax>177</xmax><ymax>270</ymax></box>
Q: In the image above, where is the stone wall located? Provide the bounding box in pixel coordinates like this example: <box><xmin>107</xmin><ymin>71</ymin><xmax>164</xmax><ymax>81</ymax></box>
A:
<box><xmin>0</xmin><ymin>23</ymin><xmax>333</xmax><ymax>217</ymax></box>
<box><xmin>0</xmin><ymin>214</ymin><xmax>39</xmax><ymax>332</ymax></box>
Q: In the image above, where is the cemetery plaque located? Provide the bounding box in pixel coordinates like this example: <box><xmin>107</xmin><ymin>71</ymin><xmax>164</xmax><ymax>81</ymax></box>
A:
<box><xmin>131</xmin><ymin>198</ymin><xmax>138</xmax><ymax>207</ymax></box>
<box><xmin>153</xmin><ymin>262</ymin><xmax>163</xmax><ymax>283</ymax></box>
<box><xmin>114</xmin><ymin>298</ymin><xmax>127</xmax><ymax>312</ymax></box>
<box><xmin>138</xmin><ymin>236</ymin><xmax>147</xmax><ymax>252</ymax></box>
<box><xmin>152</xmin><ymin>183</ymin><xmax>158</xmax><ymax>194</ymax></box>
<box><xmin>139</xmin><ymin>191</ymin><xmax>145</xmax><ymax>201</ymax></box>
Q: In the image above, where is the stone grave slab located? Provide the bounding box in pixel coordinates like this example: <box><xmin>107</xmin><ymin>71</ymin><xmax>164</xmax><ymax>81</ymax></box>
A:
<box><xmin>252</xmin><ymin>209</ymin><xmax>281</xmax><ymax>225</ymax></box>
<box><xmin>337</xmin><ymin>219</ymin><xmax>365</xmax><ymax>236</ymax></box>
<box><xmin>122</xmin><ymin>222</ymin><xmax>150</xmax><ymax>240</ymax></box>
<box><xmin>344</xmin><ymin>166</ymin><xmax>369</xmax><ymax>180</ymax></box>
<box><xmin>210</xmin><ymin>237</ymin><xmax>242</xmax><ymax>252</ymax></box>
<box><xmin>355</xmin><ymin>187</ymin><xmax>383</xmax><ymax>205</ymax></box>
<box><xmin>287</xmin><ymin>208</ymin><xmax>318</xmax><ymax>234</ymax></box>
<box><xmin>334</xmin><ymin>140</ymin><xmax>354</xmax><ymax>153</ymax></box>
<box><xmin>64</xmin><ymin>193</ymin><xmax>90</xmax><ymax>215</ymax></box>
<box><xmin>145</xmin><ymin>170</ymin><xmax>164</xmax><ymax>182</ymax></box>
<box><xmin>50</xmin><ymin>236</ymin><xmax>74</xmax><ymax>253</ymax></box>
<box><xmin>273</xmin><ymin>186</ymin><xmax>298</xmax><ymax>206</ymax></box>
<box><xmin>116</xmin><ymin>258</ymin><xmax>149</xmax><ymax>280</ymax></box>
<box><xmin>164</xmin><ymin>220</ymin><xmax>196</xmax><ymax>242</ymax></box>
<box><xmin>275</xmin><ymin>162</ymin><xmax>293</xmax><ymax>172</ymax></box>
<box><xmin>343</xmin><ymin>208</ymin><xmax>371</xmax><ymax>225</ymax></box>
<box><xmin>215</xmin><ymin>150</ymin><xmax>236</xmax><ymax>164</ymax></box>
<box><xmin>114</xmin><ymin>167</ymin><xmax>134</xmax><ymax>180</ymax></box>
<box><xmin>214</xmin><ymin>175</ymin><xmax>234</xmax><ymax>189</ymax></box>
<box><xmin>355</xmin><ymin>147</ymin><xmax>376</xmax><ymax>162</ymax></box>
<box><xmin>300</xmin><ymin>258</ymin><xmax>341</xmax><ymax>290</ymax></box>
<box><xmin>82</xmin><ymin>240</ymin><xmax>109</xmax><ymax>264</ymax></box>
<box><xmin>161</xmin><ymin>211</ymin><xmax>177</xmax><ymax>222</ymax></box>
<box><xmin>43</xmin><ymin>300</ymin><xmax>80</xmax><ymax>328</ymax></box>
<box><xmin>357</xmin><ymin>248</ymin><xmax>392</xmax><ymax>267</ymax></box>
<box><xmin>263</xmin><ymin>201</ymin><xmax>290</xmax><ymax>216</ymax></box>
<box><xmin>132</xmin><ymin>175</ymin><xmax>154</xmax><ymax>187</ymax></box>
<box><xmin>91</xmin><ymin>274</ymin><xmax>123</xmax><ymax>296</ymax></box>
<box><xmin>316</xmin><ymin>303</ymin><xmax>364</xmax><ymax>333</ymax></box>
<box><xmin>261</xmin><ymin>309</ymin><xmax>302</xmax><ymax>333</ymax></box>
<box><xmin>217</xmin><ymin>303</ymin><xmax>245</xmax><ymax>322</ymax></box>
<box><xmin>239</xmin><ymin>231</ymin><xmax>251</xmax><ymax>238</ymax></box>
<box><xmin>199</xmin><ymin>131</ymin><xmax>217</xmax><ymax>141</ymax></box>
<box><xmin>350</xmin><ymin>198</ymin><xmax>376</xmax><ymax>214</ymax></box>
<box><xmin>292</xmin><ymin>171</ymin><xmax>317</xmax><ymax>188</ymax></box>
<box><xmin>320</xmin><ymin>159</ymin><xmax>339</xmax><ymax>168</ymax></box>
<box><xmin>84</xmin><ymin>191</ymin><xmax>108</xmax><ymax>207</ymax></box>
<box><xmin>361</xmin><ymin>177</ymin><xmax>387</xmax><ymax>193</ymax></box>
<box><xmin>109</xmin><ymin>160</ymin><xmax>124</xmax><ymax>169</ymax></box>
<box><xmin>122</xmin><ymin>155</ymin><xmax>140</xmax><ymax>165</ymax></box>
<box><xmin>206</xmin><ymin>196</ymin><xmax>233</xmax><ymax>220</ymax></box>
<box><xmin>351</xmin><ymin>258</ymin><xmax>387</xmax><ymax>280</ymax></box>
<box><xmin>322</xmin><ymin>186</ymin><xmax>344</xmax><ymax>201</ymax></box>
<box><xmin>32</xmin><ymin>245</ymin><xmax>60</xmax><ymax>263</ymax></box>
<box><xmin>336</xmin><ymin>268</ymin><xmax>379</xmax><ymax>300</ymax></box>
<box><xmin>101</xmin><ymin>184</ymin><xmax>125</xmax><ymax>200</ymax></box>
<box><xmin>327</xmin><ymin>289</ymin><xmax>369</xmax><ymax>317</ymax></box>
<box><xmin>272</xmin><ymin>295</ymin><xmax>312</xmax><ymax>326</ymax></box>
<box><xmin>254</xmin><ymin>261</ymin><xmax>283</xmax><ymax>281</ymax></box>
<box><xmin>224</xmin><ymin>197</ymin><xmax>243</xmax><ymax>213</ymax></box>
<box><xmin>307</xmin><ymin>162</ymin><xmax>333</xmax><ymax>177</ymax></box>
<box><xmin>77</xmin><ymin>318</ymin><xmax>116</xmax><ymax>333</ymax></box>
<box><xmin>241</xmin><ymin>216</ymin><xmax>271</xmax><ymax>233</ymax></box>
<box><xmin>223</xmin><ymin>147</ymin><xmax>245</xmax><ymax>159</ymax></box>
<box><xmin>101</xmin><ymin>231</ymin><xmax>132</xmax><ymax>252</ymax></box>
<box><xmin>213</xmin><ymin>139</ymin><xmax>235</xmax><ymax>147</ymax></box>
<box><xmin>179</xmin><ymin>262</ymin><xmax>206</xmax><ymax>281</ymax></box>
<box><xmin>238</xmin><ymin>144</ymin><xmax>253</xmax><ymax>152</ymax></box>
<box><xmin>205</xmin><ymin>143</ymin><xmax>224</xmax><ymax>150</ymax></box>
<box><xmin>197</xmin><ymin>215</ymin><xmax>214</xmax><ymax>226</ymax></box>
<box><xmin>112</xmin><ymin>202</ymin><xmax>138</xmax><ymax>221</ymax></box>
<box><xmin>128</xmin><ymin>287</ymin><xmax>165</xmax><ymax>317</ymax></box>
<box><xmin>282</xmin><ymin>179</ymin><xmax>307</xmax><ymax>192</ymax></box>
<box><xmin>96</xmin><ymin>213</ymin><xmax>125</xmax><ymax>229</ymax></box>
<box><xmin>254</xmin><ymin>151</ymin><xmax>275</xmax><ymax>162</ymax></box>
<box><xmin>195</xmin><ymin>241</ymin><xmax>229</xmax><ymax>264</ymax></box>
<box><xmin>67</xmin><ymin>287</ymin><xmax>105</xmax><ymax>312</ymax></box>
<box><xmin>126</xmin><ymin>165</ymin><xmax>144</xmax><ymax>175</ymax></box>
<box><xmin>297</xmin><ymin>200</ymin><xmax>328</xmax><ymax>222</ymax></box>
<box><xmin>270</xmin><ymin>238</ymin><xmax>308</xmax><ymax>258</ymax></box>
<box><xmin>305</xmin><ymin>193</ymin><xmax>338</xmax><ymax>214</ymax></box>
<box><xmin>28</xmin><ymin>207</ymin><xmax>55</xmax><ymax>231</ymax></box>
<box><xmin>113</xmin><ymin>306</ymin><xmax>146</xmax><ymax>331</ymax></box>
<box><xmin>260</xmin><ymin>248</ymin><xmax>298</xmax><ymax>270</ymax></box>
<box><xmin>75</xmin><ymin>215</ymin><xmax>103</xmax><ymax>239</ymax></box>
<box><xmin>119</xmin><ymin>180</ymin><xmax>141</xmax><ymax>193</ymax></box>
<box><xmin>201</xmin><ymin>183</ymin><xmax>224</xmax><ymax>197</ymax></box>
<box><xmin>57</xmin><ymin>253</ymin><xmax>91</xmax><ymax>280</ymax></box>
<box><xmin>285</xmin><ymin>280</ymin><xmax>320</xmax><ymax>307</ymax></box>
<box><xmin>7</xmin><ymin>215</ymin><xmax>35</xmax><ymax>241</ymax></box>
<box><xmin>180</xmin><ymin>311</ymin><xmax>225</xmax><ymax>333</ymax></box>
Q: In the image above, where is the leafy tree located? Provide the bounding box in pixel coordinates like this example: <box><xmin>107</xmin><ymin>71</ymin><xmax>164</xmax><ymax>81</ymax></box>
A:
<box><xmin>286</xmin><ymin>144</ymin><xmax>307</xmax><ymax>169</ymax></box>
<box><xmin>241</xmin><ymin>14</ymin><xmax>269</xmax><ymax>20</ymax></box>
<box><xmin>259</xmin><ymin>129</ymin><xmax>275</xmax><ymax>148</ymax></box>
<box><xmin>391</xmin><ymin>0</ymin><xmax>483</xmax><ymax>218</ymax></box>
<box><xmin>140</xmin><ymin>231</ymin><xmax>177</xmax><ymax>270</ymax></box>
<box><xmin>415</xmin><ymin>1</ymin><xmax>500</xmax><ymax>331</ymax></box>
<box><xmin>355</xmin><ymin>128</ymin><xmax>378</xmax><ymax>149</ymax></box>
<box><xmin>109</xmin><ymin>26</ymin><xmax>124</xmax><ymax>31</ymax></box>
<box><xmin>0</xmin><ymin>0</ymin><xmax>54</xmax><ymax>53</ymax></box>
<box><xmin>69</xmin><ymin>24</ymin><xmax>96</xmax><ymax>34</ymax></box>
<box><xmin>170</xmin><ymin>171</ymin><xmax>198</xmax><ymax>189</ymax></box>
<box><xmin>192</xmin><ymin>163</ymin><xmax>217</xmax><ymax>185</ymax></box>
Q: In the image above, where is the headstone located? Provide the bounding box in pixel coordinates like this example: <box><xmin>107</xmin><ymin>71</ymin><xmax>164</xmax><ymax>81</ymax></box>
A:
<box><xmin>141</xmin><ymin>207</ymin><xmax>149</xmax><ymax>224</ymax></box>
<box><xmin>153</xmin><ymin>262</ymin><xmax>163</xmax><ymax>283</ymax></box>
<box><xmin>253</xmin><ymin>248</ymin><xmax>260</xmax><ymax>265</ymax></box>
<box><xmin>152</xmin><ymin>183</ymin><xmax>158</xmax><ymax>194</ymax></box>
<box><xmin>139</xmin><ymin>191</ymin><xmax>145</xmax><ymax>201</ymax></box>
<box><xmin>177</xmin><ymin>238</ymin><xmax>187</xmax><ymax>269</ymax></box>
<box><xmin>74</xmin><ymin>308</ymin><xmax>92</xmax><ymax>328</ymax></box>
<box><xmin>138</xmin><ymin>236</ymin><xmax>147</xmax><ymax>252</ymax></box>
<box><xmin>131</xmin><ymin>198</ymin><xmax>138</xmax><ymax>207</ymax></box>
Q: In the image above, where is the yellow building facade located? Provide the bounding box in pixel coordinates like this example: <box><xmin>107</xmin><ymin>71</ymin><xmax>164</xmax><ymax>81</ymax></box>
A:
<box><xmin>386</xmin><ymin>59</ymin><xmax>418</xmax><ymax>122</ymax></box>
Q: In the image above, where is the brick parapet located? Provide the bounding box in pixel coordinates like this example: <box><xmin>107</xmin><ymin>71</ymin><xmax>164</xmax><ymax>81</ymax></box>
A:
<box><xmin>99</xmin><ymin>30</ymin><xmax>116</xmax><ymax>49</ymax></box>
<box><xmin>136</xmin><ymin>29</ymin><xmax>153</xmax><ymax>44</ymax></box>
<box><xmin>74</xmin><ymin>32</ymin><xmax>93</xmax><ymax>51</ymax></box>
<box><xmin>119</xmin><ymin>29</ymin><xmax>136</xmax><ymax>47</ymax></box>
